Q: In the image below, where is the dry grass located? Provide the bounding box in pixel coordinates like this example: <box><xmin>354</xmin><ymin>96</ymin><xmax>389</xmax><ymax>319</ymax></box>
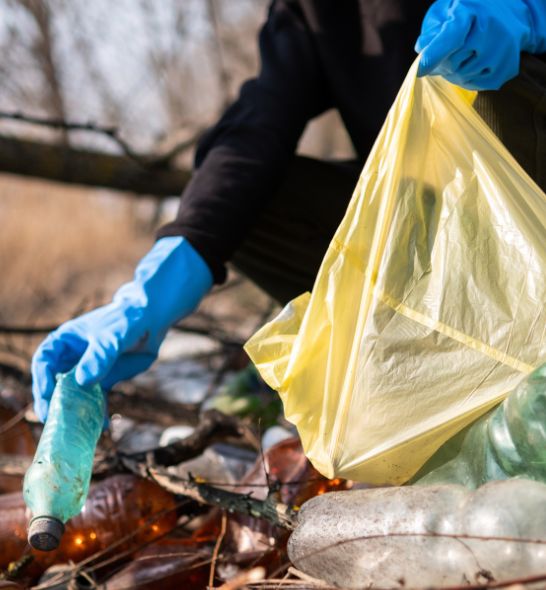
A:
<box><xmin>0</xmin><ymin>175</ymin><xmax>154</xmax><ymax>367</ymax></box>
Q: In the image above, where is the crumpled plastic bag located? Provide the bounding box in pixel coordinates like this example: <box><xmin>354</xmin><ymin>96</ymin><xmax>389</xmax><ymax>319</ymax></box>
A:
<box><xmin>245</xmin><ymin>57</ymin><xmax>546</xmax><ymax>485</ymax></box>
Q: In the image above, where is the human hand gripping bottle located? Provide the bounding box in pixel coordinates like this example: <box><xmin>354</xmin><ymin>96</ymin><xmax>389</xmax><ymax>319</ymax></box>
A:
<box><xmin>24</xmin><ymin>370</ymin><xmax>104</xmax><ymax>551</ymax></box>
<box><xmin>26</xmin><ymin>236</ymin><xmax>213</xmax><ymax>550</ymax></box>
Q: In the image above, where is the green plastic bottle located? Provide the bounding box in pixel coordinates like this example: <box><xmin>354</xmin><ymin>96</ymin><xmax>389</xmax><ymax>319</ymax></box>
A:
<box><xmin>24</xmin><ymin>370</ymin><xmax>105</xmax><ymax>550</ymax></box>
<box><xmin>411</xmin><ymin>363</ymin><xmax>546</xmax><ymax>488</ymax></box>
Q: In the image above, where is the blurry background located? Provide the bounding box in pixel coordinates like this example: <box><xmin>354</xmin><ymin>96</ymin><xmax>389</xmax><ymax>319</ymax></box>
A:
<box><xmin>0</xmin><ymin>0</ymin><xmax>355</xmax><ymax>373</ymax></box>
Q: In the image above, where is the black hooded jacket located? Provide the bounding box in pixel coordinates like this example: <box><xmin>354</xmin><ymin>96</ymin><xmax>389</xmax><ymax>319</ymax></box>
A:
<box><xmin>158</xmin><ymin>0</ymin><xmax>433</xmax><ymax>283</ymax></box>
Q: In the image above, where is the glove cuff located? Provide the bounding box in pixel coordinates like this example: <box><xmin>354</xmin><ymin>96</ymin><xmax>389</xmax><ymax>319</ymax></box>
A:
<box><xmin>114</xmin><ymin>236</ymin><xmax>213</xmax><ymax>327</ymax></box>
<box><xmin>522</xmin><ymin>0</ymin><xmax>546</xmax><ymax>53</ymax></box>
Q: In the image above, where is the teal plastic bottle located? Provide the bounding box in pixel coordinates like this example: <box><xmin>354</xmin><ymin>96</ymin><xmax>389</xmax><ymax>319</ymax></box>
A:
<box><xmin>24</xmin><ymin>370</ymin><xmax>105</xmax><ymax>551</ymax></box>
<box><xmin>411</xmin><ymin>363</ymin><xmax>546</xmax><ymax>488</ymax></box>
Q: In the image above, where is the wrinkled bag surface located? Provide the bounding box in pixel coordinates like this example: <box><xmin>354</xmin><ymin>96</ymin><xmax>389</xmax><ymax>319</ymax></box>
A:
<box><xmin>245</xmin><ymin>59</ymin><xmax>546</xmax><ymax>485</ymax></box>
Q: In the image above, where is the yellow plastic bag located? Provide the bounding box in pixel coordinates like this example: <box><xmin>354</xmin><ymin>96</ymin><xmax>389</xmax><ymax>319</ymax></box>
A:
<box><xmin>245</xmin><ymin>58</ymin><xmax>546</xmax><ymax>485</ymax></box>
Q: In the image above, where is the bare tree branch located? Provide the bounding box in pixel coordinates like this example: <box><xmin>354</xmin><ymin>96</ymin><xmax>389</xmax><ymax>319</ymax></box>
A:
<box><xmin>0</xmin><ymin>110</ymin><xmax>203</xmax><ymax>168</ymax></box>
<box><xmin>149</xmin><ymin>129</ymin><xmax>203</xmax><ymax>167</ymax></box>
<box><xmin>0</xmin><ymin>134</ymin><xmax>190</xmax><ymax>195</ymax></box>
<box><xmin>0</xmin><ymin>110</ymin><xmax>149</xmax><ymax>164</ymax></box>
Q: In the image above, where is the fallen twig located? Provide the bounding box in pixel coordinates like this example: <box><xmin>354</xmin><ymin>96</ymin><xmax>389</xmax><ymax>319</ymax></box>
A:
<box><xmin>216</xmin><ymin>567</ymin><xmax>266</xmax><ymax>590</ymax></box>
<box><xmin>287</xmin><ymin>567</ymin><xmax>329</xmax><ymax>587</ymax></box>
<box><xmin>294</xmin><ymin>530</ymin><xmax>546</xmax><ymax>566</ymax></box>
<box><xmin>209</xmin><ymin>511</ymin><xmax>228</xmax><ymax>587</ymax></box>
<box><xmin>146</xmin><ymin>467</ymin><xmax>297</xmax><ymax>531</ymax></box>
<box><xmin>120</xmin><ymin>409</ymin><xmax>258</xmax><ymax>468</ymax></box>
<box><xmin>432</xmin><ymin>571</ymin><xmax>546</xmax><ymax>590</ymax></box>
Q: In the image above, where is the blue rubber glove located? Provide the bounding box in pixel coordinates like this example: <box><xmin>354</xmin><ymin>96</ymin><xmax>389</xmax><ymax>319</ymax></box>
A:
<box><xmin>31</xmin><ymin>236</ymin><xmax>212</xmax><ymax>422</ymax></box>
<box><xmin>416</xmin><ymin>0</ymin><xmax>546</xmax><ymax>90</ymax></box>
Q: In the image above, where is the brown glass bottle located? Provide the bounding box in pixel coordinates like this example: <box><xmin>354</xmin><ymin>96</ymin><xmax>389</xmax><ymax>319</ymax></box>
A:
<box><xmin>0</xmin><ymin>475</ymin><xmax>178</xmax><ymax>574</ymax></box>
<box><xmin>102</xmin><ymin>537</ymin><xmax>210</xmax><ymax>589</ymax></box>
<box><xmin>56</xmin><ymin>474</ymin><xmax>178</xmax><ymax>562</ymax></box>
<box><xmin>0</xmin><ymin>402</ymin><xmax>36</xmax><ymax>493</ymax></box>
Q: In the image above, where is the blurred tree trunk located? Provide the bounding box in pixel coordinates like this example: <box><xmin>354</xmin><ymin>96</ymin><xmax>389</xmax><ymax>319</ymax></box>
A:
<box><xmin>14</xmin><ymin>0</ymin><xmax>69</xmax><ymax>143</ymax></box>
<box><xmin>205</xmin><ymin>0</ymin><xmax>231</xmax><ymax>109</ymax></box>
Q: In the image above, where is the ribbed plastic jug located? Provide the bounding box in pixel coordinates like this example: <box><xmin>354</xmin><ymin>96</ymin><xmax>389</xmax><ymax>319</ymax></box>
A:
<box><xmin>23</xmin><ymin>370</ymin><xmax>104</xmax><ymax>550</ymax></box>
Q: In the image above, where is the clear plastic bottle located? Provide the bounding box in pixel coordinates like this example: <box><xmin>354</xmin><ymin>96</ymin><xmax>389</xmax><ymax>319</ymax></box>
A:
<box><xmin>288</xmin><ymin>479</ymin><xmax>546</xmax><ymax>589</ymax></box>
<box><xmin>411</xmin><ymin>363</ymin><xmax>546</xmax><ymax>487</ymax></box>
<box><xmin>23</xmin><ymin>370</ymin><xmax>105</xmax><ymax>550</ymax></box>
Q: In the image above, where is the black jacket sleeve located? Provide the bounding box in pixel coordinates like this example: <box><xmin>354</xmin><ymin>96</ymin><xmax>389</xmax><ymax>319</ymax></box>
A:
<box><xmin>157</xmin><ymin>0</ymin><xmax>332</xmax><ymax>283</ymax></box>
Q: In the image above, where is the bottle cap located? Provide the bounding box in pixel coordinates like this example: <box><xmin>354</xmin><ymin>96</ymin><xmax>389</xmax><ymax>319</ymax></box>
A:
<box><xmin>28</xmin><ymin>516</ymin><xmax>65</xmax><ymax>551</ymax></box>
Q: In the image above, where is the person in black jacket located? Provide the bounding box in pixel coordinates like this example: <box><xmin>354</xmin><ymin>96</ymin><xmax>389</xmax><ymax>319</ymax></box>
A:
<box><xmin>32</xmin><ymin>0</ymin><xmax>546</xmax><ymax>419</ymax></box>
<box><xmin>159</xmin><ymin>1</ymin><xmax>433</xmax><ymax>303</ymax></box>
